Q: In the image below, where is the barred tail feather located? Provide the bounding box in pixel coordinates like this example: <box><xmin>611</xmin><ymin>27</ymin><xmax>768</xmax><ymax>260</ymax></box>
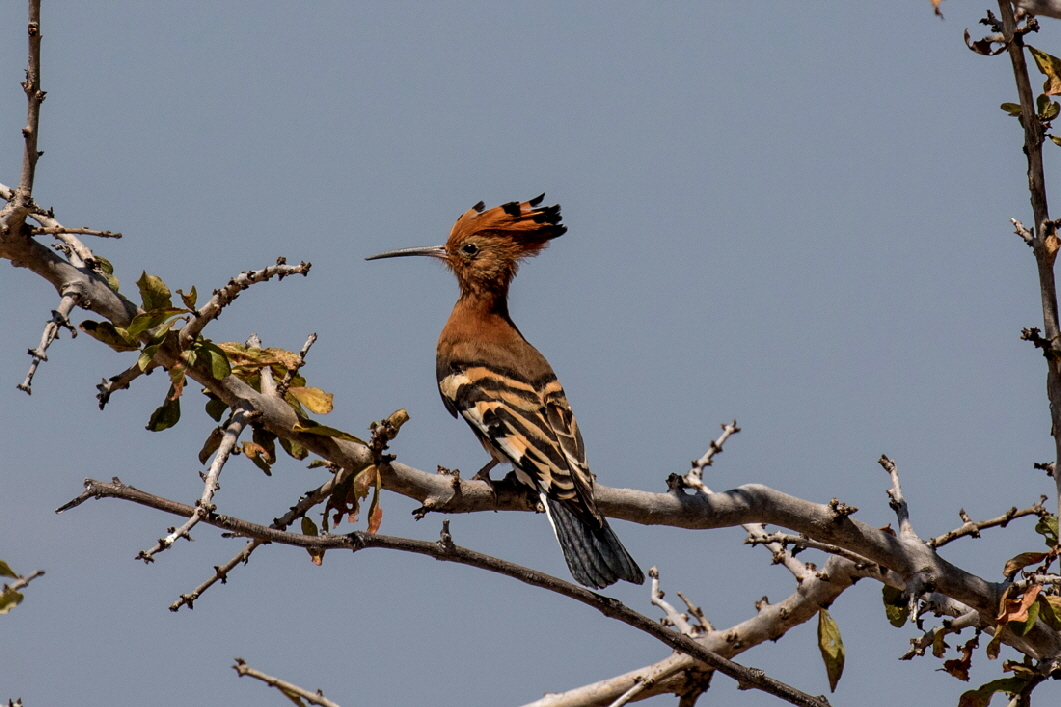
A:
<box><xmin>543</xmin><ymin>494</ymin><xmax>645</xmax><ymax>589</ymax></box>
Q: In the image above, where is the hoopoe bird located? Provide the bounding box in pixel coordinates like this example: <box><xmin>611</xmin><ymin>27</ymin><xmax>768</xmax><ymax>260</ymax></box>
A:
<box><xmin>367</xmin><ymin>195</ymin><xmax>644</xmax><ymax>589</ymax></box>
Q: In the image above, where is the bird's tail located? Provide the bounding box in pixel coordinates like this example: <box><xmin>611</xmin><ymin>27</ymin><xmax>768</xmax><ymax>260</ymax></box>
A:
<box><xmin>543</xmin><ymin>494</ymin><xmax>645</xmax><ymax>589</ymax></box>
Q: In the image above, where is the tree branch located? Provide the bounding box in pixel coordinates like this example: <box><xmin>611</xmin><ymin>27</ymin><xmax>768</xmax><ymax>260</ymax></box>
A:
<box><xmin>17</xmin><ymin>288</ymin><xmax>79</xmax><ymax>394</ymax></box>
<box><xmin>233</xmin><ymin>658</ymin><xmax>343</xmax><ymax>707</ymax></box>
<box><xmin>60</xmin><ymin>479</ymin><xmax>833</xmax><ymax>707</ymax></box>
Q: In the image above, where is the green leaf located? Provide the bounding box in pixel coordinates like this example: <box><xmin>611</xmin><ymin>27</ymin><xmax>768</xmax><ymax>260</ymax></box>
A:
<box><xmin>1036</xmin><ymin>595</ymin><xmax>1061</xmax><ymax>630</ymax></box>
<box><xmin>278</xmin><ymin>435</ymin><xmax>308</xmax><ymax>461</ymax></box>
<box><xmin>1039</xmin><ymin>94</ymin><xmax>1061</xmax><ymax>121</ymax></box>
<box><xmin>301</xmin><ymin>516</ymin><xmax>324</xmax><ymax>565</ymax></box>
<box><xmin>307</xmin><ymin>460</ymin><xmax>329</xmax><ymax>469</ymax></box>
<box><xmin>205</xmin><ymin>397</ymin><xmax>228</xmax><ymax>422</ymax></box>
<box><xmin>1000</xmin><ymin>102</ymin><xmax>1023</xmax><ymax>117</ymax></box>
<box><xmin>125</xmin><ymin>308</ymin><xmax>185</xmax><ymax>338</ymax></box>
<box><xmin>958</xmin><ymin>678</ymin><xmax>1028</xmax><ymax>707</ymax></box>
<box><xmin>291</xmin><ymin>420</ymin><xmax>366</xmax><ymax>445</ymax></box>
<box><xmin>80</xmin><ymin>320</ymin><xmax>140</xmax><ymax>352</ymax></box>
<box><xmin>193</xmin><ymin>341</ymin><xmax>232</xmax><ymax>381</ymax></box>
<box><xmin>95</xmin><ymin>256</ymin><xmax>120</xmax><ymax>291</ymax></box>
<box><xmin>817</xmin><ymin>609</ymin><xmax>844</xmax><ymax>693</ymax></box>
<box><xmin>1034</xmin><ymin>515</ymin><xmax>1059</xmax><ymax>547</ymax></box>
<box><xmin>198</xmin><ymin>427</ymin><xmax>224</xmax><ymax>465</ymax></box>
<box><xmin>145</xmin><ymin>385</ymin><xmax>181</xmax><ymax>431</ymax></box>
<box><xmin>287</xmin><ymin>387</ymin><xmax>334</xmax><ymax>414</ymax></box>
<box><xmin>176</xmin><ymin>286</ymin><xmax>197</xmax><ymax>309</ymax></box>
<box><xmin>0</xmin><ymin>560</ymin><xmax>17</xmax><ymax>579</ymax></box>
<box><xmin>0</xmin><ymin>588</ymin><xmax>24</xmax><ymax>615</ymax></box>
<box><xmin>881</xmin><ymin>585</ymin><xmax>908</xmax><ymax>627</ymax></box>
<box><xmin>1029</xmin><ymin>46</ymin><xmax>1061</xmax><ymax>96</ymax></box>
<box><xmin>136</xmin><ymin>271</ymin><xmax>172</xmax><ymax>311</ymax></box>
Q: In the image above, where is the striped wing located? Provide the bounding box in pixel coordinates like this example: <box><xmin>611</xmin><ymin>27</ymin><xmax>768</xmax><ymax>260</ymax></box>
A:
<box><xmin>438</xmin><ymin>364</ymin><xmax>601</xmax><ymax>524</ymax></box>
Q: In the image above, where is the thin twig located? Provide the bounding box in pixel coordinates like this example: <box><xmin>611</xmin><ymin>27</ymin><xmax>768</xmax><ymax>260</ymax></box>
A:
<box><xmin>30</xmin><ymin>226</ymin><xmax>121</xmax><ymax>239</ymax></box>
<box><xmin>744</xmin><ymin>530</ymin><xmax>875</xmax><ymax>569</ymax></box>
<box><xmin>276</xmin><ymin>332</ymin><xmax>318</xmax><ymax>397</ymax></box>
<box><xmin>96</xmin><ymin>360</ymin><xmax>157</xmax><ymax>409</ymax></box>
<box><xmin>178</xmin><ymin>258</ymin><xmax>311</xmax><ymax>349</ymax></box>
<box><xmin>4</xmin><ymin>569</ymin><xmax>45</xmax><ymax>594</ymax></box>
<box><xmin>649</xmin><ymin>567</ymin><xmax>698</xmax><ymax>637</ymax></box>
<box><xmin>681</xmin><ymin>421</ymin><xmax>740</xmax><ymax>492</ymax></box>
<box><xmin>233</xmin><ymin>658</ymin><xmax>343</xmax><ymax>707</ymax></box>
<box><xmin>66</xmin><ymin>478</ymin><xmax>832</xmax><ymax>707</ymax></box>
<box><xmin>136</xmin><ymin>410</ymin><xmax>249</xmax><ymax>562</ymax></box>
<box><xmin>928</xmin><ymin>496</ymin><xmax>1048</xmax><ymax>548</ymax></box>
<box><xmin>997</xmin><ymin>0</ymin><xmax>1061</xmax><ymax>526</ymax></box>
<box><xmin>170</xmin><ymin>467</ymin><xmax>349</xmax><ymax>611</ymax></box>
<box><xmin>17</xmin><ymin>289</ymin><xmax>80</xmax><ymax>394</ymax></box>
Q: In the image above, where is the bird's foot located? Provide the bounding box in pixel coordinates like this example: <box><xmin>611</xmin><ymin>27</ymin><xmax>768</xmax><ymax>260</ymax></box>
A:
<box><xmin>472</xmin><ymin>460</ymin><xmax>500</xmax><ymax>504</ymax></box>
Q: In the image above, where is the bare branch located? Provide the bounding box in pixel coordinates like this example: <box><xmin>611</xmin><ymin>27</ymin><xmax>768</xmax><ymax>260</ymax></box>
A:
<box><xmin>233</xmin><ymin>658</ymin><xmax>343</xmax><ymax>707</ymax></box>
<box><xmin>928</xmin><ymin>496</ymin><xmax>1048</xmax><ymax>548</ymax></box>
<box><xmin>64</xmin><ymin>478</ymin><xmax>833</xmax><ymax>707</ymax></box>
<box><xmin>677</xmin><ymin>421</ymin><xmax>740</xmax><ymax>493</ymax></box>
<box><xmin>96</xmin><ymin>360</ymin><xmax>157</xmax><ymax>410</ymax></box>
<box><xmin>135</xmin><ymin>410</ymin><xmax>249</xmax><ymax>563</ymax></box>
<box><xmin>879</xmin><ymin>454</ymin><xmax>917</xmax><ymax>540</ymax></box>
<box><xmin>649</xmin><ymin>567</ymin><xmax>699</xmax><ymax>637</ymax></box>
<box><xmin>30</xmin><ymin>226</ymin><xmax>121</xmax><ymax>239</ymax></box>
<box><xmin>177</xmin><ymin>258</ymin><xmax>311</xmax><ymax>349</ymax></box>
<box><xmin>1012</xmin><ymin>217</ymin><xmax>1034</xmax><ymax>245</ymax></box>
<box><xmin>4</xmin><ymin>569</ymin><xmax>45</xmax><ymax>594</ymax></box>
<box><xmin>17</xmin><ymin>0</ymin><xmax>43</xmax><ymax>202</ymax></box>
<box><xmin>170</xmin><ymin>465</ymin><xmax>349</xmax><ymax>611</ymax></box>
<box><xmin>17</xmin><ymin>288</ymin><xmax>80</xmax><ymax>394</ymax></box>
<box><xmin>744</xmin><ymin>530</ymin><xmax>876</xmax><ymax>569</ymax></box>
<box><xmin>997</xmin><ymin>0</ymin><xmax>1061</xmax><ymax>524</ymax></box>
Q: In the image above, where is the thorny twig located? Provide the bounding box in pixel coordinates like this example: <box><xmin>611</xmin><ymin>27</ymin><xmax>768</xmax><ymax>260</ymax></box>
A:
<box><xmin>17</xmin><ymin>288</ymin><xmax>80</xmax><ymax>394</ymax></box>
<box><xmin>233</xmin><ymin>658</ymin><xmax>343</xmax><ymax>707</ymax></box>
<box><xmin>30</xmin><ymin>226</ymin><xmax>121</xmax><ymax>239</ymax></box>
<box><xmin>678</xmin><ymin>421</ymin><xmax>740</xmax><ymax>493</ymax></box>
<box><xmin>928</xmin><ymin>496</ymin><xmax>1048</xmax><ymax>548</ymax></box>
<box><xmin>136</xmin><ymin>410</ymin><xmax>249</xmax><ymax>563</ymax></box>
<box><xmin>170</xmin><ymin>465</ymin><xmax>350</xmax><ymax>611</ymax></box>
<box><xmin>178</xmin><ymin>258</ymin><xmax>312</xmax><ymax>349</ymax></box>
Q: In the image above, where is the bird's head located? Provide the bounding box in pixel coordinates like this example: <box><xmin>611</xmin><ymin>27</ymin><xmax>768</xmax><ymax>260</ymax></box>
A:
<box><xmin>366</xmin><ymin>194</ymin><xmax>567</xmax><ymax>295</ymax></box>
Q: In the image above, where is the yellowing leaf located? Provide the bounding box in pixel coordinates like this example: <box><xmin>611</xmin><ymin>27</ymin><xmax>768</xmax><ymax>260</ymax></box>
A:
<box><xmin>176</xmin><ymin>286</ymin><xmax>197</xmax><ymax>309</ymax></box>
<box><xmin>1003</xmin><ymin>551</ymin><xmax>1049</xmax><ymax>578</ymax></box>
<box><xmin>292</xmin><ymin>420</ymin><xmax>366</xmax><ymax>445</ymax></box>
<box><xmin>0</xmin><ymin>588</ymin><xmax>24</xmax><ymax>614</ymax></box>
<box><xmin>882</xmin><ymin>585</ymin><xmax>909</xmax><ymax>627</ymax></box>
<box><xmin>0</xmin><ymin>561</ymin><xmax>17</xmax><ymax>579</ymax></box>
<box><xmin>997</xmin><ymin>584</ymin><xmax>1041</xmax><ymax>625</ymax></box>
<box><xmin>958</xmin><ymin>678</ymin><xmax>1028</xmax><ymax>707</ymax></box>
<box><xmin>80</xmin><ymin>320</ymin><xmax>139</xmax><ymax>352</ymax></box>
<box><xmin>288</xmin><ymin>387</ymin><xmax>334</xmax><ymax>415</ymax></box>
<box><xmin>1030</xmin><ymin>47</ymin><xmax>1061</xmax><ymax>96</ymax></box>
<box><xmin>817</xmin><ymin>609</ymin><xmax>844</xmax><ymax>692</ymax></box>
<box><xmin>198</xmin><ymin>427</ymin><xmax>224</xmax><ymax>465</ymax></box>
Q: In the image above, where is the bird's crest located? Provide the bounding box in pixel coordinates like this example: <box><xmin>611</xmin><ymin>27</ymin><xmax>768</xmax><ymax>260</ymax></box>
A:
<box><xmin>447</xmin><ymin>194</ymin><xmax>566</xmax><ymax>257</ymax></box>
<box><xmin>443</xmin><ymin>195</ymin><xmax>567</xmax><ymax>293</ymax></box>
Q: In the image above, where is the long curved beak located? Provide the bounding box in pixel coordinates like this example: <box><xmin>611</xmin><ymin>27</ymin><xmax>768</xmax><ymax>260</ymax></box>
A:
<box><xmin>365</xmin><ymin>245</ymin><xmax>447</xmax><ymax>261</ymax></box>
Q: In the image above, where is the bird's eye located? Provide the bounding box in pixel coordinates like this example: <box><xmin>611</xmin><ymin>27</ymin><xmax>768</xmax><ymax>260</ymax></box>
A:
<box><xmin>460</xmin><ymin>243</ymin><xmax>479</xmax><ymax>256</ymax></box>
